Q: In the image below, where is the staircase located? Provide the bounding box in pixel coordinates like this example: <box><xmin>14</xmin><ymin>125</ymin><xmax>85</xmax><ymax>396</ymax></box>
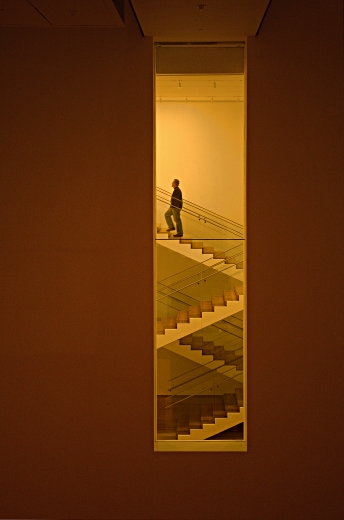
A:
<box><xmin>157</xmin><ymin>390</ymin><xmax>244</xmax><ymax>441</ymax></box>
<box><xmin>165</xmin><ymin>334</ymin><xmax>243</xmax><ymax>382</ymax></box>
<box><xmin>157</xmin><ymin>286</ymin><xmax>244</xmax><ymax>348</ymax></box>
<box><xmin>156</xmin><ymin>228</ymin><xmax>244</xmax><ymax>279</ymax></box>
<box><xmin>156</xmin><ymin>209</ymin><xmax>245</xmax><ymax>442</ymax></box>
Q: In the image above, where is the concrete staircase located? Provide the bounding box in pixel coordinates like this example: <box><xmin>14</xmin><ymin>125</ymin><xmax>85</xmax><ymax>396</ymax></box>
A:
<box><xmin>156</xmin><ymin>286</ymin><xmax>244</xmax><ymax>348</ymax></box>
<box><xmin>164</xmin><ymin>335</ymin><xmax>243</xmax><ymax>382</ymax></box>
<box><xmin>156</xmin><ymin>227</ymin><xmax>244</xmax><ymax>280</ymax></box>
<box><xmin>157</xmin><ymin>390</ymin><xmax>244</xmax><ymax>441</ymax></box>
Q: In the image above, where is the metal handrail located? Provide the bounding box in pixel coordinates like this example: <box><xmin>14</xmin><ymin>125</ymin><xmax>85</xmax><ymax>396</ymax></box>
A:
<box><xmin>167</xmin><ymin>344</ymin><xmax>243</xmax><ymax>385</ymax></box>
<box><xmin>157</xmin><ymin>187</ymin><xmax>243</xmax><ymax>230</ymax></box>
<box><xmin>169</xmin><ymin>357</ymin><xmax>243</xmax><ymax>392</ymax></box>
<box><xmin>156</xmin><ymin>194</ymin><xmax>244</xmax><ymax>238</ymax></box>
<box><xmin>156</xmin><ymin>262</ymin><xmax>242</xmax><ymax>302</ymax></box>
<box><xmin>157</xmin><ymin>245</ymin><xmax>243</xmax><ymax>287</ymax></box>
<box><xmin>164</xmin><ymin>365</ymin><xmax>243</xmax><ymax>409</ymax></box>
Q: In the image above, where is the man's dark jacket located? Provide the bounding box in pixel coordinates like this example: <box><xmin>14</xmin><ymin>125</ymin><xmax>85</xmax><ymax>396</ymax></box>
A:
<box><xmin>171</xmin><ymin>187</ymin><xmax>183</xmax><ymax>209</ymax></box>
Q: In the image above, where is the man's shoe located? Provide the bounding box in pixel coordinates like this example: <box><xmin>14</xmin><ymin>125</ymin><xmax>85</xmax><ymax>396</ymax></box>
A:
<box><xmin>173</xmin><ymin>233</ymin><xmax>183</xmax><ymax>237</ymax></box>
<box><xmin>166</xmin><ymin>227</ymin><xmax>175</xmax><ymax>232</ymax></box>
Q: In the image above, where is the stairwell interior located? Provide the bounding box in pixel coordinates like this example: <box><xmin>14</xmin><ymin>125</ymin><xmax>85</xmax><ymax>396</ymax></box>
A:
<box><xmin>154</xmin><ymin>45</ymin><xmax>246</xmax><ymax>451</ymax></box>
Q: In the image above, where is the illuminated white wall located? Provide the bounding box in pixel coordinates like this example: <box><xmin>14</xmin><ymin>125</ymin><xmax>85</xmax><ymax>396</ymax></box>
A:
<box><xmin>156</xmin><ymin>100</ymin><xmax>244</xmax><ymax>225</ymax></box>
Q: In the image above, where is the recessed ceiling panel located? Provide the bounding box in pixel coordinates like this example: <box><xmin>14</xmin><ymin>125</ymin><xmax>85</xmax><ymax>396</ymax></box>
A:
<box><xmin>0</xmin><ymin>0</ymin><xmax>125</xmax><ymax>27</ymax></box>
<box><xmin>131</xmin><ymin>0</ymin><xmax>271</xmax><ymax>41</ymax></box>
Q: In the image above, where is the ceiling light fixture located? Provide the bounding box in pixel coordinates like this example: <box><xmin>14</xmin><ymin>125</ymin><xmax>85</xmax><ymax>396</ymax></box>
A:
<box><xmin>197</xmin><ymin>4</ymin><xmax>206</xmax><ymax>11</ymax></box>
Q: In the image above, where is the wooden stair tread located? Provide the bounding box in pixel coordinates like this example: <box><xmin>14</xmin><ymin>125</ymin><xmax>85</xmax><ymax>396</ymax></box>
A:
<box><xmin>201</xmin><ymin>404</ymin><xmax>214</xmax><ymax>424</ymax></box>
<box><xmin>224</xmin><ymin>289</ymin><xmax>237</xmax><ymax>301</ymax></box>
<box><xmin>200</xmin><ymin>301</ymin><xmax>214</xmax><ymax>312</ymax></box>
<box><xmin>180</xmin><ymin>334</ymin><xmax>193</xmax><ymax>345</ymax></box>
<box><xmin>176</xmin><ymin>311</ymin><xmax>189</xmax><ymax>323</ymax></box>
<box><xmin>235</xmin><ymin>285</ymin><xmax>244</xmax><ymax>297</ymax></box>
<box><xmin>165</xmin><ymin>316</ymin><xmax>177</xmax><ymax>329</ymax></box>
<box><xmin>223</xmin><ymin>393</ymin><xmax>239</xmax><ymax>413</ymax></box>
<box><xmin>235</xmin><ymin>388</ymin><xmax>244</xmax><ymax>407</ymax></box>
<box><xmin>188</xmin><ymin>305</ymin><xmax>201</xmax><ymax>318</ymax></box>
<box><xmin>157</xmin><ymin>321</ymin><xmax>165</xmax><ymax>334</ymax></box>
<box><xmin>212</xmin><ymin>295</ymin><xmax>225</xmax><ymax>306</ymax></box>
<box><xmin>189</xmin><ymin>409</ymin><xmax>202</xmax><ymax>429</ymax></box>
<box><xmin>212</xmin><ymin>396</ymin><xmax>227</xmax><ymax>418</ymax></box>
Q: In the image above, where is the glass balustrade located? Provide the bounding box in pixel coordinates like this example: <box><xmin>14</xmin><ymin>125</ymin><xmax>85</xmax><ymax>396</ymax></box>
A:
<box><xmin>155</xmin><ymin>236</ymin><xmax>245</xmax><ymax>445</ymax></box>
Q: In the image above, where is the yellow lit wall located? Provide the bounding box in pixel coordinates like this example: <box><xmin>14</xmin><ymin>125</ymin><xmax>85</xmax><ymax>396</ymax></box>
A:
<box><xmin>156</xmin><ymin>99</ymin><xmax>244</xmax><ymax>224</ymax></box>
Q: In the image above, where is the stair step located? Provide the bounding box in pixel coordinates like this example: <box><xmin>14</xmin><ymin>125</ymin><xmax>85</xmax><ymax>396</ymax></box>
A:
<box><xmin>235</xmin><ymin>285</ymin><xmax>244</xmax><ymax>298</ymax></box>
<box><xmin>191</xmin><ymin>241</ymin><xmax>204</xmax><ymax>249</ymax></box>
<box><xmin>236</xmin><ymin>261</ymin><xmax>244</xmax><ymax>269</ymax></box>
<box><xmin>176</xmin><ymin>414</ymin><xmax>190</xmax><ymax>434</ymax></box>
<box><xmin>157</xmin><ymin>321</ymin><xmax>165</xmax><ymax>334</ymax></box>
<box><xmin>165</xmin><ymin>316</ymin><xmax>177</xmax><ymax>329</ymax></box>
<box><xmin>176</xmin><ymin>311</ymin><xmax>189</xmax><ymax>323</ymax></box>
<box><xmin>224</xmin><ymin>290</ymin><xmax>237</xmax><ymax>301</ymax></box>
<box><xmin>179</xmin><ymin>239</ymin><xmax>193</xmax><ymax>244</ymax></box>
<box><xmin>210</xmin><ymin>346</ymin><xmax>226</xmax><ymax>359</ymax></box>
<box><xmin>235</xmin><ymin>388</ymin><xmax>244</xmax><ymax>408</ymax></box>
<box><xmin>212</xmin><ymin>295</ymin><xmax>226</xmax><ymax>306</ymax></box>
<box><xmin>191</xmin><ymin>336</ymin><xmax>208</xmax><ymax>349</ymax></box>
<box><xmin>201</xmin><ymin>404</ymin><xmax>214</xmax><ymax>424</ymax></box>
<box><xmin>201</xmin><ymin>342</ymin><xmax>217</xmax><ymax>354</ymax></box>
<box><xmin>200</xmin><ymin>301</ymin><xmax>214</xmax><ymax>312</ymax></box>
<box><xmin>157</xmin><ymin>432</ymin><xmax>177</xmax><ymax>440</ymax></box>
<box><xmin>202</xmin><ymin>246</ymin><xmax>214</xmax><ymax>254</ymax></box>
<box><xmin>221</xmin><ymin>351</ymin><xmax>237</xmax><ymax>363</ymax></box>
<box><xmin>212</xmin><ymin>397</ymin><xmax>227</xmax><ymax>419</ymax></box>
<box><xmin>180</xmin><ymin>334</ymin><xmax>193</xmax><ymax>345</ymax></box>
<box><xmin>224</xmin><ymin>393</ymin><xmax>239</xmax><ymax>413</ymax></box>
<box><xmin>189</xmin><ymin>409</ymin><xmax>202</xmax><ymax>430</ymax></box>
<box><xmin>188</xmin><ymin>306</ymin><xmax>202</xmax><ymax>318</ymax></box>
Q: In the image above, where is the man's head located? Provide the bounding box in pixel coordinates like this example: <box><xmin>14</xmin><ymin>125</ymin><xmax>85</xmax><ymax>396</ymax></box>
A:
<box><xmin>172</xmin><ymin>179</ymin><xmax>179</xmax><ymax>188</ymax></box>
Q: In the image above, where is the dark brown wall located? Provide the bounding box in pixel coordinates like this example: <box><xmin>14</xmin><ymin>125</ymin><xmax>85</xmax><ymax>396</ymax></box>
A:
<box><xmin>0</xmin><ymin>0</ymin><xmax>343</xmax><ymax>519</ymax></box>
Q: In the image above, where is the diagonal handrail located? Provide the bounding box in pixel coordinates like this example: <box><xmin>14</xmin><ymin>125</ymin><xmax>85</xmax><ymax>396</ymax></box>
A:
<box><xmin>156</xmin><ymin>193</ymin><xmax>244</xmax><ymax>237</ymax></box>
<box><xmin>156</xmin><ymin>261</ymin><xmax>241</xmax><ymax>302</ymax></box>
<box><xmin>157</xmin><ymin>243</ymin><xmax>243</xmax><ymax>286</ymax></box>
<box><xmin>164</xmin><ymin>365</ymin><xmax>243</xmax><ymax>409</ymax></box>
<box><xmin>157</xmin><ymin>187</ymin><xmax>243</xmax><ymax>230</ymax></box>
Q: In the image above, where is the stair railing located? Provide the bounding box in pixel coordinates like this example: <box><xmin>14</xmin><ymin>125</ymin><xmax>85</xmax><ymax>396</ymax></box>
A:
<box><xmin>157</xmin><ymin>287</ymin><xmax>244</xmax><ymax>337</ymax></box>
<box><xmin>164</xmin><ymin>365</ymin><xmax>243</xmax><ymax>409</ymax></box>
<box><xmin>157</xmin><ymin>186</ymin><xmax>244</xmax><ymax>232</ymax></box>
<box><xmin>156</xmin><ymin>193</ymin><xmax>244</xmax><ymax>238</ymax></box>
<box><xmin>169</xmin><ymin>361</ymin><xmax>242</xmax><ymax>393</ymax></box>
<box><xmin>167</xmin><ymin>343</ymin><xmax>243</xmax><ymax>385</ymax></box>
<box><xmin>157</xmin><ymin>261</ymin><xmax>242</xmax><ymax>302</ymax></box>
<box><xmin>157</xmin><ymin>245</ymin><xmax>243</xmax><ymax>289</ymax></box>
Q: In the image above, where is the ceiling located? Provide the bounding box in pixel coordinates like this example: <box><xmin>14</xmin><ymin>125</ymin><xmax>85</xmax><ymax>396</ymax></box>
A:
<box><xmin>0</xmin><ymin>0</ymin><xmax>271</xmax><ymax>41</ymax></box>
<box><xmin>131</xmin><ymin>0</ymin><xmax>271</xmax><ymax>42</ymax></box>
<box><xmin>0</xmin><ymin>0</ymin><xmax>125</xmax><ymax>27</ymax></box>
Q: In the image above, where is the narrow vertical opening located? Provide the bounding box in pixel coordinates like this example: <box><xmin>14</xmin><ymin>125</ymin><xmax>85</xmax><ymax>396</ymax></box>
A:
<box><xmin>154</xmin><ymin>44</ymin><xmax>246</xmax><ymax>451</ymax></box>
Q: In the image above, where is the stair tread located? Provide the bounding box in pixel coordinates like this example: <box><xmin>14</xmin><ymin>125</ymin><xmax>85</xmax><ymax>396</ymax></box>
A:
<box><xmin>224</xmin><ymin>393</ymin><xmax>239</xmax><ymax>412</ymax></box>
<box><xmin>200</xmin><ymin>301</ymin><xmax>214</xmax><ymax>312</ymax></box>
<box><xmin>212</xmin><ymin>295</ymin><xmax>226</xmax><ymax>306</ymax></box>
<box><xmin>235</xmin><ymin>388</ymin><xmax>244</xmax><ymax>407</ymax></box>
<box><xmin>224</xmin><ymin>289</ymin><xmax>237</xmax><ymax>301</ymax></box>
